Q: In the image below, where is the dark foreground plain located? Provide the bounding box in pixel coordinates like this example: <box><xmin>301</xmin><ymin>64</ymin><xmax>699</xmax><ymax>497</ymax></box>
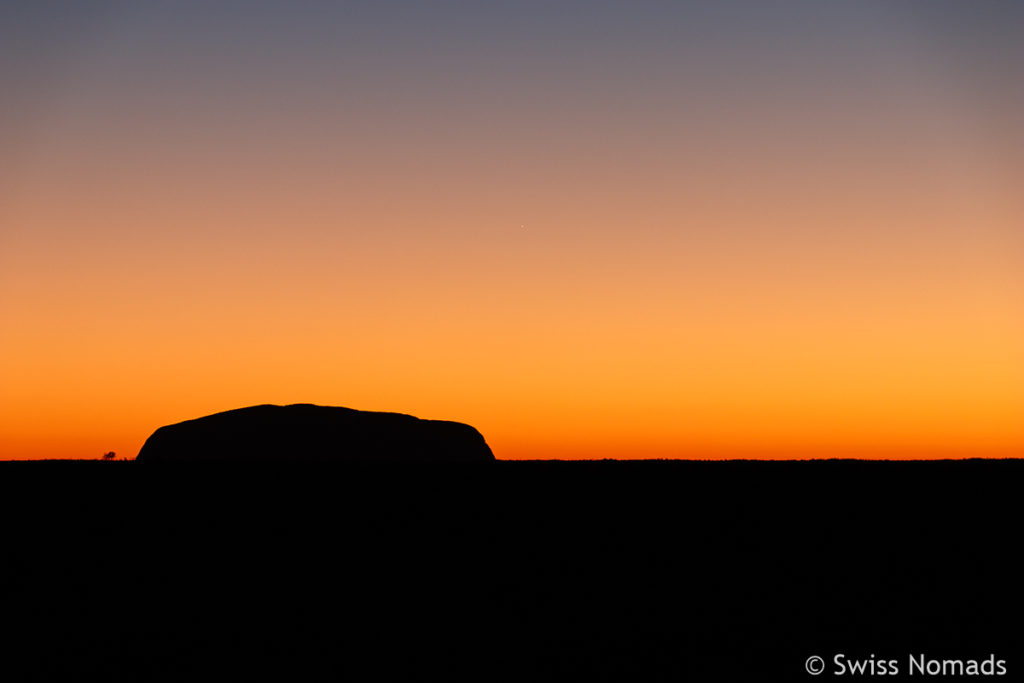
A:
<box><xmin>2</xmin><ymin>460</ymin><xmax>1020</xmax><ymax>682</ymax></box>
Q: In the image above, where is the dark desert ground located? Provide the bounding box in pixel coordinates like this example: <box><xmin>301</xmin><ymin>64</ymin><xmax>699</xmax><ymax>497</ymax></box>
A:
<box><xmin>3</xmin><ymin>456</ymin><xmax>1020</xmax><ymax>682</ymax></box>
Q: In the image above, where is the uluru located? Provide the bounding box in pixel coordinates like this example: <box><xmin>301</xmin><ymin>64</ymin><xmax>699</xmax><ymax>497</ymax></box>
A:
<box><xmin>136</xmin><ymin>404</ymin><xmax>495</xmax><ymax>462</ymax></box>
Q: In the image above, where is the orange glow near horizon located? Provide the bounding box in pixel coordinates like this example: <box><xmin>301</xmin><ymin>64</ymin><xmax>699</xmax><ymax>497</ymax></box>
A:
<box><xmin>3</xmin><ymin>225</ymin><xmax>1022</xmax><ymax>460</ymax></box>
<box><xmin>2</xmin><ymin>4</ymin><xmax>1023</xmax><ymax>460</ymax></box>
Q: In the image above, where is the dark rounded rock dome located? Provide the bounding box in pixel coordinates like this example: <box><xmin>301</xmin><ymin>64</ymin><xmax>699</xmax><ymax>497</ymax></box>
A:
<box><xmin>136</xmin><ymin>404</ymin><xmax>495</xmax><ymax>462</ymax></box>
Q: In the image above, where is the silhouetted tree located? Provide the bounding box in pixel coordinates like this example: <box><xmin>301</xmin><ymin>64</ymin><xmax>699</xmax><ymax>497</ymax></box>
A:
<box><xmin>102</xmin><ymin>451</ymin><xmax>116</xmax><ymax>460</ymax></box>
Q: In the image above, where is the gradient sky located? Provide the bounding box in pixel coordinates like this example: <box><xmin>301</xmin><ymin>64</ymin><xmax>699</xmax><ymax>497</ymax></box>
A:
<box><xmin>2</xmin><ymin>1</ymin><xmax>1022</xmax><ymax>459</ymax></box>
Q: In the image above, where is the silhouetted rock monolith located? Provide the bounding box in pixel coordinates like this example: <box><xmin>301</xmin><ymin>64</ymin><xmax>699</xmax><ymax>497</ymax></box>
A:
<box><xmin>136</xmin><ymin>404</ymin><xmax>494</xmax><ymax>462</ymax></box>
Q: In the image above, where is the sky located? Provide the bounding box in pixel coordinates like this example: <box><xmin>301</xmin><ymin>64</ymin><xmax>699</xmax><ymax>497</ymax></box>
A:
<box><xmin>2</xmin><ymin>1</ymin><xmax>1022</xmax><ymax>459</ymax></box>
